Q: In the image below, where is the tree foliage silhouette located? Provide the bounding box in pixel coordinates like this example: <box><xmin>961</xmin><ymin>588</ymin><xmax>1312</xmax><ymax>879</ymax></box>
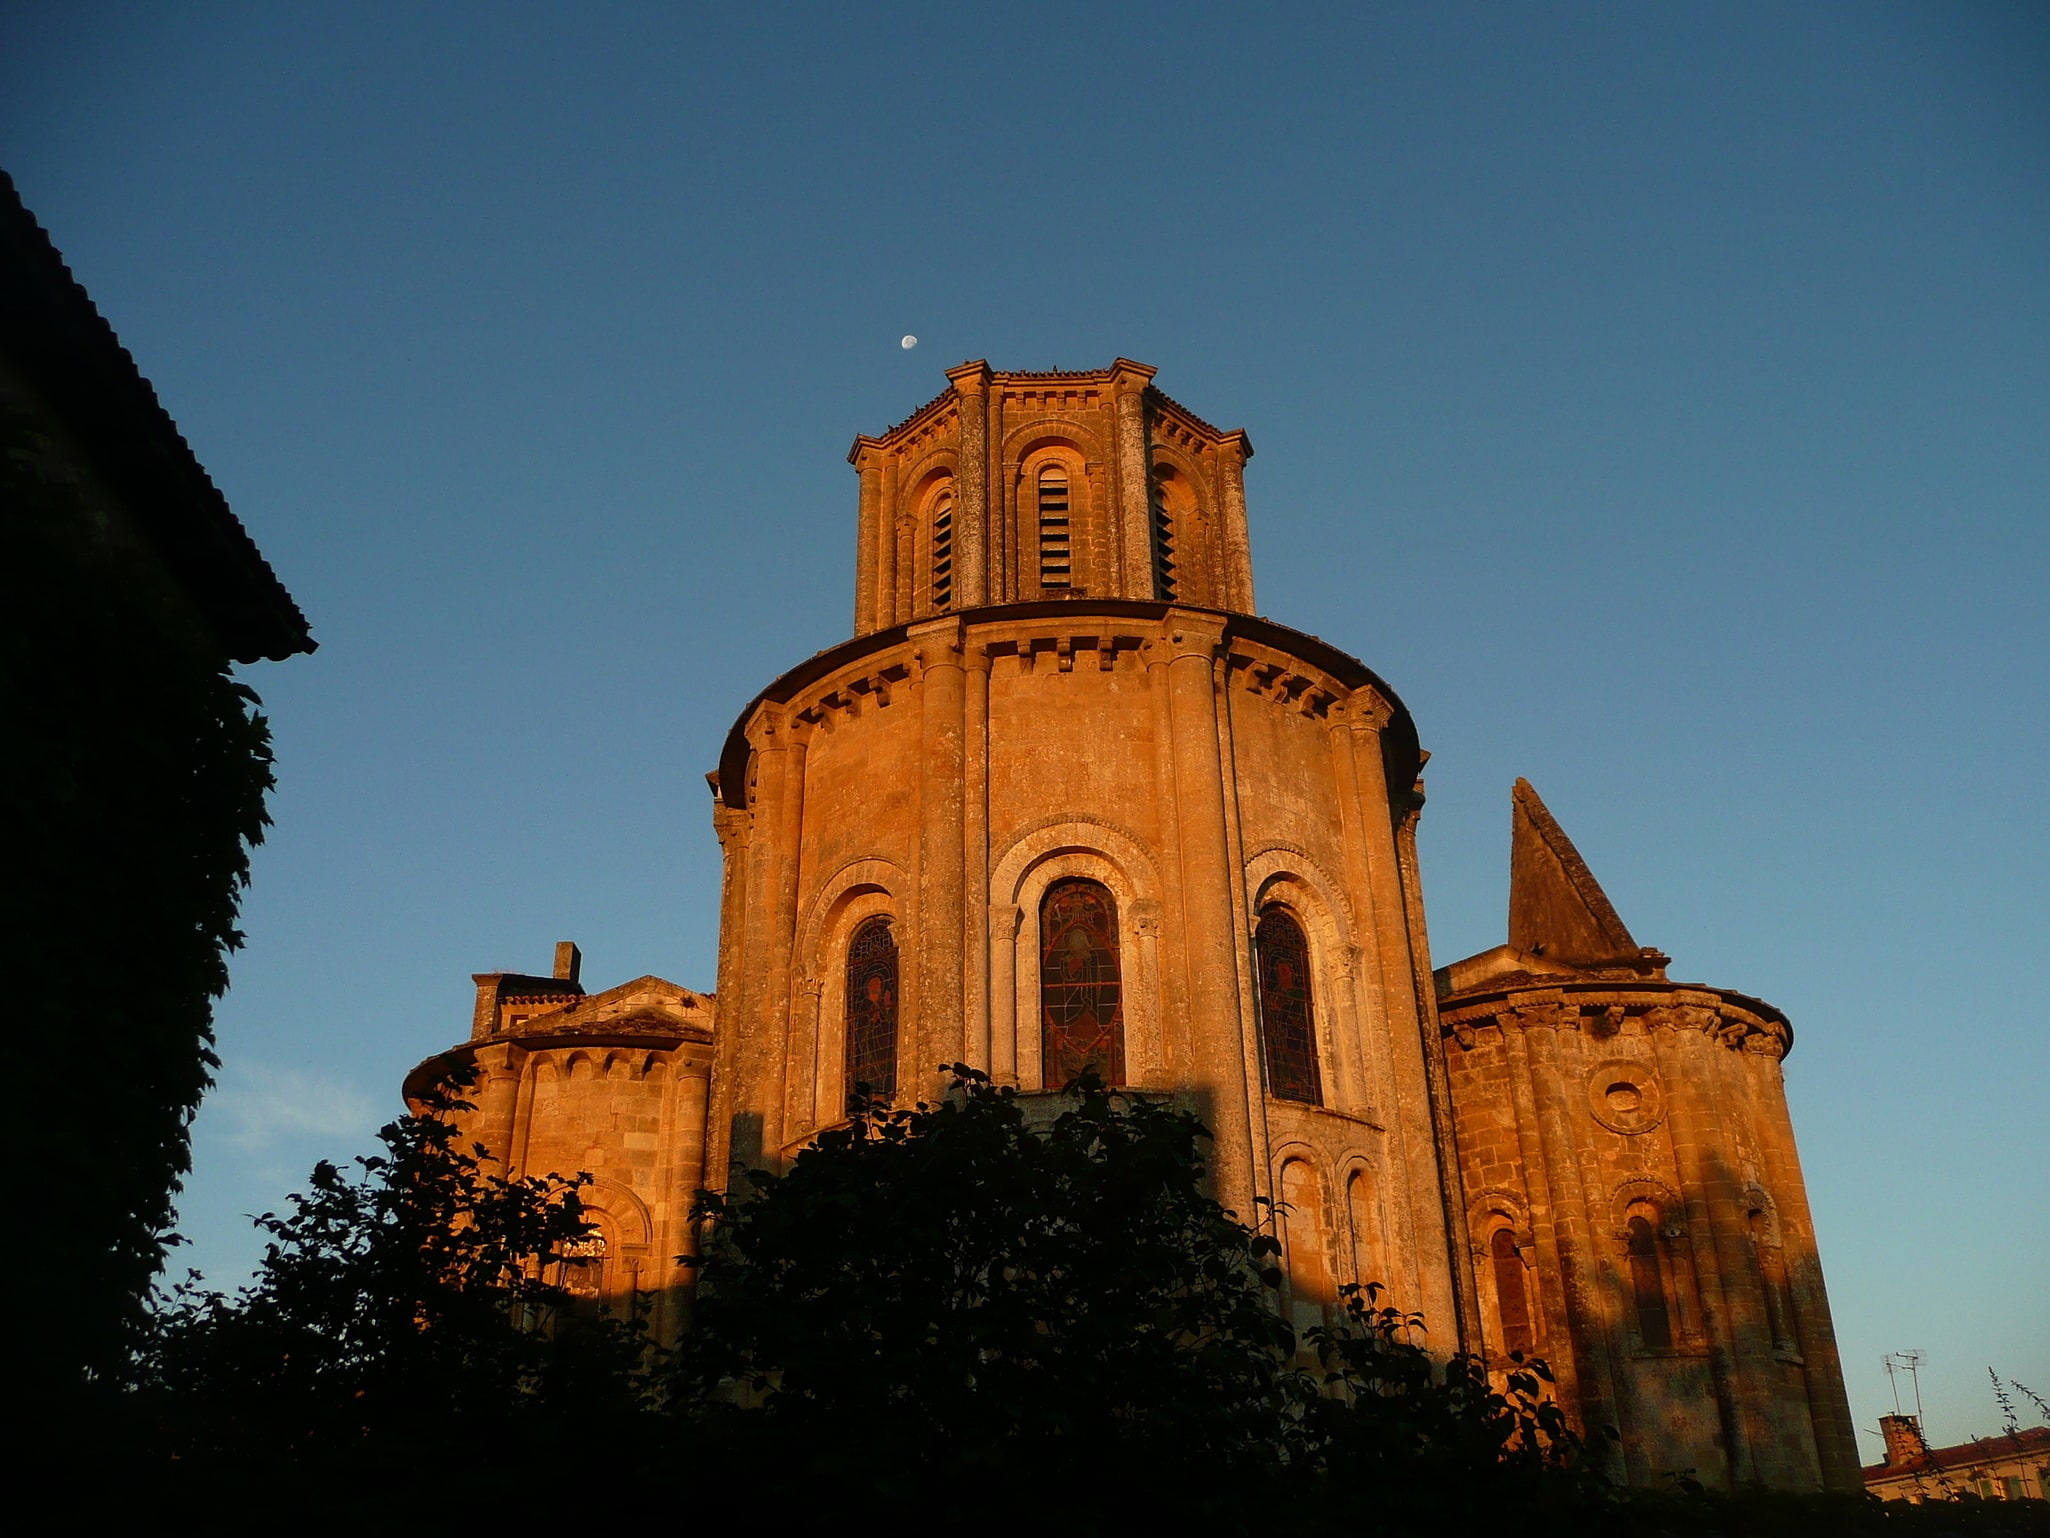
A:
<box><xmin>143</xmin><ymin>1070</ymin><xmax>651</xmax><ymax>1474</ymax></box>
<box><xmin>673</xmin><ymin>1065</ymin><xmax>1590</xmax><ymax>1522</ymax></box>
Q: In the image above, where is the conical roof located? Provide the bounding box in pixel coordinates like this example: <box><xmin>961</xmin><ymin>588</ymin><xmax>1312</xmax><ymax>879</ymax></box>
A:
<box><xmin>1508</xmin><ymin>778</ymin><xmax>1642</xmax><ymax>966</ymax></box>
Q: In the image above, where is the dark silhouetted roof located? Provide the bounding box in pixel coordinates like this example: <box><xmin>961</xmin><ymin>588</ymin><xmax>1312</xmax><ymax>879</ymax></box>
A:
<box><xmin>0</xmin><ymin>168</ymin><xmax>313</xmax><ymax>663</ymax></box>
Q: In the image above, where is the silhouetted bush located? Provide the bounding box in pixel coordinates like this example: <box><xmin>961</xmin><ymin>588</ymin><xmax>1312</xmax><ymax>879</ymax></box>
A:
<box><xmin>108</xmin><ymin>1065</ymin><xmax>2050</xmax><ymax>1536</ymax></box>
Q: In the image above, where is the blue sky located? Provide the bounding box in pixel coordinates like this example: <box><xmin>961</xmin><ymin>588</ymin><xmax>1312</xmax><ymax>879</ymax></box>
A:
<box><xmin>4</xmin><ymin>1</ymin><xmax>2043</xmax><ymax>1452</ymax></box>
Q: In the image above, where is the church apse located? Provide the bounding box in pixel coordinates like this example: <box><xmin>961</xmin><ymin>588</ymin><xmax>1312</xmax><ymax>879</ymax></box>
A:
<box><xmin>402</xmin><ymin>363</ymin><xmax>1857</xmax><ymax>1493</ymax></box>
<box><xmin>1434</xmin><ymin>779</ymin><xmax>1860</xmax><ymax>1491</ymax></box>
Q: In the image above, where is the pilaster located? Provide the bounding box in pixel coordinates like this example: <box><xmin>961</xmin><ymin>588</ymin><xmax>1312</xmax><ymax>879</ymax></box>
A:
<box><xmin>911</xmin><ymin>616</ymin><xmax>967</xmax><ymax>1097</ymax></box>
<box><xmin>1152</xmin><ymin>610</ymin><xmax>1256</xmax><ymax>1219</ymax></box>
<box><xmin>854</xmin><ymin>442</ymin><xmax>882</xmax><ymax>634</ymax></box>
<box><xmin>1111</xmin><ymin>359</ymin><xmax>1158</xmax><ymax>598</ymax></box>
<box><xmin>1217</xmin><ymin>430</ymin><xmax>1255</xmax><ymax>613</ymax></box>
<box><xmin>946</xmin><ymin>362</ymin><xmax>993</xmax><ymax>608</ymax></box>
<box><xmin>1343</xmin><ymin>697</ymin><xmax>1460</xmax><ymax>1339</ymax></box>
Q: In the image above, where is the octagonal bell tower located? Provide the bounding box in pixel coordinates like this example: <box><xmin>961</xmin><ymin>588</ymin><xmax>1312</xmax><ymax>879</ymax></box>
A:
<box><xmin>708</xmin><ymin>360</ymin><xmax>1465</xmax><ymax>1341</ymax></box>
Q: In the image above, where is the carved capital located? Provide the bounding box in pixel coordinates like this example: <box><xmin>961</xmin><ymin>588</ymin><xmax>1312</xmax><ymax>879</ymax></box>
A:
<box><xmin>1343</xmin><ymin>689</ymin><xmax>1394</xmax><ymax>730</ymax></box>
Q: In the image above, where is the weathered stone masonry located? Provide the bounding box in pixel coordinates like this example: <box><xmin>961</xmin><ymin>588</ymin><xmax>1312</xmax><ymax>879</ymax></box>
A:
<box><xmin>408</xmin><ymin>362</ymin><xmax>1858</xmax><ymax>1492</ymax></box>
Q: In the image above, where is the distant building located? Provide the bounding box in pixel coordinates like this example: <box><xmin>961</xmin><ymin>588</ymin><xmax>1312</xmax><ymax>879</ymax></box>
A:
<box><xmin>1865</xmin><ymin>1416</ymin><xmax>2050</xmax><ymax>1503</ymax></box>
<box><xmin>410</xmin><ymin>360</ymin><xmax>1858</xmax><ymax>1490</ymax></box>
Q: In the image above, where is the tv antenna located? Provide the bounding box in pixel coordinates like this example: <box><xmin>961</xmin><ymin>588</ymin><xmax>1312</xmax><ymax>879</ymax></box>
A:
<box><xmin>1883</xmin><ymin>1350</ymin><xmax>1927</xmax><ymax>1421</ymax></box>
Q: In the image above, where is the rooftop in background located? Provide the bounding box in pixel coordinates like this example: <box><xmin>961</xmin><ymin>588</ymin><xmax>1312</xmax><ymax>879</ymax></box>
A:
<box><xmin>0</xmin><ymin>167</ymin><xmax>313</xmax><ymax>664</ymax></box>
<box><xmin>1864</xmin><ymin>1417</ymin><xmax>2049</xmax><ymax>1504</ymax></box>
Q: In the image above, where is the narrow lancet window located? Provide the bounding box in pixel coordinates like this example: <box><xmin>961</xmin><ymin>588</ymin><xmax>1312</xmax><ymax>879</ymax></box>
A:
<box><xmin>1491</xmin><ymin>1228</ymin><xmax>1535</xmax><ymax>1356</ymax></box>
<box><xmin>1037</xmin><ymin>466</ymin><xmax>1071</xmax><ymax>590</ymax></box>
<box><xmin>1149</xmin><ymin>469</ymin><xmax>1177</xmax><ymax>600</ymax></box>
<box><xmin>844</xmin><ymin>916</ymin><xmax>900</xmax><ymax>1102</ymax></box>
<box><xmin>1255</xmin><ymin>907</ymin><xmax>1322</xmax><ymax>1104</ymax></box>
<box><xmin>1039</xmin><ymin>878</ymin><xmax>1123</xmax><ymax>1085</ymax></box>
<box><xmin>1627</xmin><ymin>1214</ymin><xmax>1673</xmax><ymax>1350</ymax></box>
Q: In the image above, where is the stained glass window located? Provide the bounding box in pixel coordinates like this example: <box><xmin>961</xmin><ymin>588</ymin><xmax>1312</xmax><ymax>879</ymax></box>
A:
<box><xmin>1627</xmin><ymin>1215</ymin><xmax>1672</xmax><ymax>1350</ymax></box>
<box><xmin>1491</xmin><ymin>1227</ymin><xmax>1535</xmax><ymax>1356</ymax></box>
<box><xmin>845</xmin><ymin>916</ymin><xmax>899</xmax><ymax>1103</ymax></box>
<box><xmin>1255</xmin><ymin>907</ymin><xmax>1322</xmax><ymax>1104</ymax></box>
<box><xmin>1039</xmin><ymin>878</ymin><xmax>1124</xmax><ymax>1086</ymax></box>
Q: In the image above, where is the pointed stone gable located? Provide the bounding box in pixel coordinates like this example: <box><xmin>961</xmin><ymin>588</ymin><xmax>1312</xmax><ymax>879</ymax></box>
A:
<box><xmin>1507</xmin><ymin>778</ymin><xmax>1641</xmax><ymax>964</ymax></box>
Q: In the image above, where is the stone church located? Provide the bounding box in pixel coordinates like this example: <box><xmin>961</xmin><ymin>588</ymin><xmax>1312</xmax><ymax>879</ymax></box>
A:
<box><xmin>406</xmin><ymin>359</ymin><xmax>1858</xmax><ymax>1490</ymax></box>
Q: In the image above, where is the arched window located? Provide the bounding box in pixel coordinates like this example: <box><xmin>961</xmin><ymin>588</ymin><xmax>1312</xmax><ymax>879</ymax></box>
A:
<box><xmin>559</xmin><ymin>1228</ymin><xmax>607</xmax><ymax>1299</ymax></box>
<box><xmin>1039</xmin><ymin>878</ymin><xmax>1123</xmax><ymax>1086</ymax></box>
<box><xmin>1037</xmin><ymin>465</ymin><xmax>1071</xmax><ymax>590</ymax></box>
<box><xmin>1490</xmin><ymin>1227</ymin><xmax>1535</xmax><ymax>1356</ymax></box>
<box><xmin>930</xmin><ymin>487</ymin><xmax>955</xmax><ymax>610</ymax></box>
<box><xmin>1254</xmin><ymin>907</ymin><xmax>1322</xmax><ymax>1104</ymax></box>
<box><xmin>844</xmin><ymin>916</ymin><xmax>900</xmax><ymax>1102</ymax></box>
<box><xmin>1149</xmin><ymin>467</ymin><xmax>1178</xmax><ymax>600</ymax></box>
<box><xmin>1626</xmin><ymin>1214</ymin><xmax>1673</xmax><ymax>1350</ymax></box>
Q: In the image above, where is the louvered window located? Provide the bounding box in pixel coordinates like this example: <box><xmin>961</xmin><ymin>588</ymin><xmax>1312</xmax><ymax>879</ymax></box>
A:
<box><xmin>929</xmin><ymin>491</ymin><xmax>955</xmax><ymax>610</ymax></box>
<box><xmin>1149</xmin><ymin>470</ymin><xmax>1177</xmax><ymax>600</ymax></box>
<box><xmin>1037</xmin><ymin>466</ymin><xmax>1071</xmax><ymax>590</ymax></box>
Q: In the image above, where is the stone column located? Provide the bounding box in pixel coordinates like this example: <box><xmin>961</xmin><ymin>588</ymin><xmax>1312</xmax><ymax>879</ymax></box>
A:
<box><xmin>1324</xmin><ymin>699</ymin><xmax>1388</xmax><ymax>1120</ymax></box>
<box><xmin>1520</xmin><ymin>1009</ymin><xmax>1626</xmax><ymax>1451</ymax></box>
<box><xmin>854</xmin><ymin>445</ymin><xmax>881</xmax><ymax>635</ymax></box>
<box><xmin>1217</xmin><ymin>430</ymin><xmax>1255</xmax><ymax>613</ymax></box>
<box><xmin>1499</xmin><ymin>1021</ymin><xmax>1583</xmax><ymax>1414</ymax></box>
<box><xmin>962</xmin><ymin>643</ymin><xmax>992</xmax><ymax>1074</ymax></box>
<box><xmin>754</xmin><ymin>713</ymin><xmax>808</xmax><ymax>1164</ymax></box>
<box><xmin>1650</xmin><ymin>1006</ymin><xmax>1756</xmax><ymax>1486</ymax></box>
<box><xmin>473</xmin><ymin>1042</ymin><xmax>523</xmax><ymax>1169</ymax></box>
<box><xmin>1394</xmin><ymin>795</ymin><xmax>1485</xmax><ymax>1353</ymax></box>
<box><xmin>879</xmin><ymin>452</ymin><xmax>901</xmax><ymax>628</ymax></box>
<box><xmin>1111</xmin><ymin>359</ymin><xmax>1158</xmax><ymax>598</ymax></box>
<box><xmin>911</xmin><ymin>617</ymin><xmax>967</xmax><ymax>1096</ymax></box>
<box><xmin>1752</xmin><ymin>1044</ymin><xmax>1862</xmax><ymax>1490</ymax></box>
<box><xmin>988</xmin><ymin>388</ymin><xmax>1008</xmax><ymax>601</ymax></box>
<box><xmin>1158</xmin><ymin>613</ymin><xmax>1257</xmax><ymax>1220</ymax></box>
<box><xmin>989</xmin><ymin>902</ymin><xmax>1020</xmax><ymax>1084</ymax></box>
<box><xmin>1342</xmin><ymin>702</ymin><xmax>1460</xmax><ymax>1340</ymax></box>
<box><xmin>946</xmin><ymin>362</ymin><xmax>992</xmax><ymax>608</ymax></box>
<box><xmin>706</xmin><ymin>796</ymin><xmax>753</xmax><ymax>1188</ymax></box>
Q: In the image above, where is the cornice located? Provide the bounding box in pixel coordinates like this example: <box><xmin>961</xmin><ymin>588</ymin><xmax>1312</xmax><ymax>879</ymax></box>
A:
<box><xmin>716</xmin><ymin>599</ymin><xmax>1423</xmax><ymax>810</ymax></box>
<box><xmin>1436</xmin><ymin>981</ymin><xmax>1793</xmax><ymax>1058</ymax></box>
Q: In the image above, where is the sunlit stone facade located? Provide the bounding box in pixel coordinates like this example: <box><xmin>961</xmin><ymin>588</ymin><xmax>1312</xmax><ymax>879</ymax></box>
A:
<box><xmin>408</xmin><ymin>361</ymin><xmax>1858</xmax><ymax>1491</ymax></box>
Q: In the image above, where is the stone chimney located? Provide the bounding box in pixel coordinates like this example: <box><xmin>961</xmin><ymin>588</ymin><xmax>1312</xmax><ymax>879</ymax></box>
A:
<box><xmin>553</xmin><ymin>941</ymin><xmax>582</xmax><ymax>985</ymax></box>
<box><xmin>1880</xmin><ymin>1414</ymin><xmax>1926</xmax><ymax>1468</ymax></box>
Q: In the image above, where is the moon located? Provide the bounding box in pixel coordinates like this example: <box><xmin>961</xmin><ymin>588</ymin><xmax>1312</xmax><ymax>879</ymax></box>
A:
<box><xmin>900</xmin><ymin>335</ymin><xmax>918</xmax><ymax>350</ymax></box>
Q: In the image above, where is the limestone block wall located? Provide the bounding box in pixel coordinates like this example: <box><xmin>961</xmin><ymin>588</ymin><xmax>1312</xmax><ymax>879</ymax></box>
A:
<box><xmin>406</xmin><ymin>979</ymin><xmax>715</xmax><ymax>1343</ymax></box>
<box><xmin>1437</xmin><ymin>984</ymin><xmax>1860</xmax><ymax>1490</ymax></box>
<box><xmin>707</xmin><ymin>598</ymin><xmax>1463</xmax><ymax>1342</ymax></box>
